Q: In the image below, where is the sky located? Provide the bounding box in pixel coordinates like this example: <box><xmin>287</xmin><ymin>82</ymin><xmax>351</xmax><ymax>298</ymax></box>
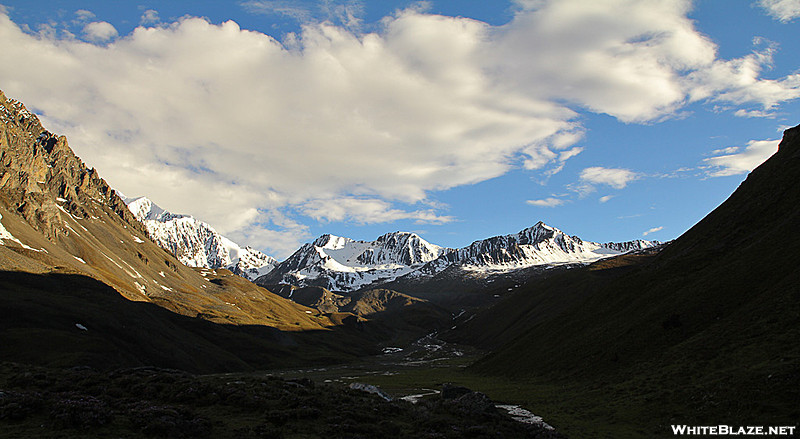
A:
<box><xmin>0</xmin><ymin>0</ymin><xmax>798</xmax><ymax>259</ymax></box>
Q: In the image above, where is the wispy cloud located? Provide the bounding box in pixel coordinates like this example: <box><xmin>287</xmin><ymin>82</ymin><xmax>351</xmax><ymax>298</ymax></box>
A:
<box><xmin>140</xmin><ymin>9</ymin><xmax>160</xmax><ymax>25</ymax></box>
<box><xmin>643</xmin><ymin>226</ymin><xmax>663</xmax><ymax>236</ymax></box>
<box><xmin>705</xmin><ymin>139</ymin><xmax>779</xmax><ymax>177</ymax></box>
<box><xmin>240</xmin><ymin>0</ymin><xmax>313</xmax><ymax>22</ymax></box>
<box><xmin>757</xmin><ymin>0</ymin><xmax>800</xmax><ymax>22</ymax></box>
<box><xmin>580</xmin><ymin>167</ymin><xmax>639</xmax><ymax>190</ymax></box>
<box><xmin>300</xmin><ymin>197</ymin><xmax>454</xmax><ymax>225</ymax></box>
<box><xmin>734</xmin><ymin>108</ymin><xmax>776</xmax><ymax>118</ymax></box>
<box><xmin>599</xmin><ymin>195</ymin><xmax>614</xmax><ymax>203</ymax></box>
<box><xmin>240</xmin><ymin>0</ymin><xmax>364</xmax><ymax>29</ymax></box>
<box><xmin>74</xmin><ymin>9</ymin><xmax>95</xmax><ymax>22</ymax></box>
<box><xmin>526</xmin><ymin>197</ymin><xmax>565</xmax><ymax>207</ymax></box>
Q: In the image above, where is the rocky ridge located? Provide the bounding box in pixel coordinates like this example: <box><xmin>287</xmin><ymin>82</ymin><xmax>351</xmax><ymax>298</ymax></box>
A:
<box><xmin>258</xmin><ymin>222</ymin><xmax>660</xmax><ymax>293</ymax></box>
<box><xmin>0</xmin><ymin>89</ymin><xmax>326</xmax><ymax>330</ymax></box>
<box><xmin>124</xmin><ymin>196</ymin><xmax>277</xmax><ymax>281</ymax></box>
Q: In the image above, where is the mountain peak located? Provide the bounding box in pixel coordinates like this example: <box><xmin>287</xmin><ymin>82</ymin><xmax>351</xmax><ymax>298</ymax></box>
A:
<box><xmin>122</xmin><ymin>196</ymin><xmax>276</xmax><ymax>279</ymax></box>
<box><xmin>124</xmin><ymin>196</ymin><xmax>172</xmax><ymax>222</ymax></box>
<box><xmin>313</xmin><ymin>234</ymin><xmax>353</xmax><ymax>249</ymax></box>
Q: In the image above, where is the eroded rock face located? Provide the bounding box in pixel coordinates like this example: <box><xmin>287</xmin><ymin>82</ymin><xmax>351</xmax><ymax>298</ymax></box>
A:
<box><xmin>0</xmin><ymin>90</ymin><xmax>144</xmax><ymax>241</ymax></box>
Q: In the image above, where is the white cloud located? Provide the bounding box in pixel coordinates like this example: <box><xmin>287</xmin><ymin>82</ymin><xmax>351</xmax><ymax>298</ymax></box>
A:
<box><xmin>140</xmin><ymin>9</ymin><xmax>160</xmax><ymax>25</ymax></box>
<box><xmin>82</xmin><ymin>21</ymin><xmax>118</xmax><ymax>42</ymax></box>
<box><xmin>498</xmin><ymin>0</ymin><xmax>717</xmax><ymax>122</ymax></box>
<box><xmin>599</xmin><ymin>195</ymin><xmax>614</xmax><ymax>203</ymax></box>
<box><xmin>240</xmin><ymin>1</ymin><xmax>313</xmax><ymax>21</ymax></box>
<box><xmin>1</xmin><ymin>1</ymin><xmax>798</xmax><ymax>256</ymax></box>
<box><xmin>0</xmin><ymin>10</ymin><xmax>575</xmax><ymax>256</ymax></box>
<box><xmin>526</xmin><ymin>197</ymin><xmax>565</xmax><ymax>207</ymax></box>
<box><xmin>758</xmin><ymin>0</ymin><xmax>800</xmax><ymax>22</ymax></box>
<box><xmin>75</xmin><ymin>9</ymin><xmax>95</xmax><ymax>22</ymax></box>
<box><xmin>705</xmin><ymin>139</ymin><xmax>779</xmax><ymax>177</ymax></box>
<box><xmin>580</xmin><ymin>167</ymin><xmax>639</xmax><ymax>189</ymax></box>
<box><xmin>643</xmin><ymin>226</ymin><xmax>663</xmax><ymax>236</ymax></box>
<box><xmin>241</xmin><ymin>0</ymin><xmax>364</xmax><ymax>29</ymax></box>
<box><xmin>734</xmin><ymin>108</ymin><xmax>776</xmax><ymax>118</ymax></box>
<box><xmin>300</xmin><ymin>197</ymin><xmax>454</xmax><ymax>225</ymax></box>
<box><xmin>710</xmin><ymin>146</ymin><xmax>740</xmax><ymax>155</ymax></box>
<box><xmin>688</xmin><ymin>38</ymin><xmax>800</xmax><ymax>109</ymax></box>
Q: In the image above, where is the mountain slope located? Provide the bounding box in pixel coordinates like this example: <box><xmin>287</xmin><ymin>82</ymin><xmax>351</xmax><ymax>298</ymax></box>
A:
<box><xmin>451</xmin><ymin>124</ymin><xmax>800</xmax><ymax>436</ymax></box>
<box><xmin>0</xmin><ymin>89</ymin><xmax>323</xmax><ymax>331</ymax></box>
<box><xmin>124</xmin><ymin>196</ymin><xmax>277</xmax><ymax>280</ymax></box>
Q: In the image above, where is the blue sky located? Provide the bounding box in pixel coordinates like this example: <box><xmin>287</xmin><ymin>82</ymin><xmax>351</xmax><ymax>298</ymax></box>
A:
<box><xmin>0</xmin><ymin>0</ymin><xmax>798</xmax><ymax>258</ymax></box>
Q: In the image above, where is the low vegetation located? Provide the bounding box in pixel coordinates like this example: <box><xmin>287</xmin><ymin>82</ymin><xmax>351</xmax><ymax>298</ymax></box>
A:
<box><xmin>0</xmin><ymin>362</ymin><xmax>562</xmax><ymax>439</ymax></box>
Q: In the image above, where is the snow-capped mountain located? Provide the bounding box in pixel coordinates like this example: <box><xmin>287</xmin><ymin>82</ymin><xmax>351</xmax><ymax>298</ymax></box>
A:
<box><xmin>257</xmin><ymin>232</ymin><xmax>445</xmax><ymax>292</ymax></box>
<box><xmin>441</xmin><ymin>221</ymin><xmax>659</xmax><ymax>271</ymax></box>
<box><xmin>257</xmin><ymin>222</ymin><xmax>660</xmax><ymax>292</ymax></box>
<box><xmin>123</xmin><ymin>196</ymin><xmax>276</xmax><ymax>280</ymax></box>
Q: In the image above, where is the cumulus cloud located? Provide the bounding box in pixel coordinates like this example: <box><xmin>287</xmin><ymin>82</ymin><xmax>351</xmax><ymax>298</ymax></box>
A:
<box><xmin>0</xmin><ymin>1</ymin><xmax>798</xmax><ymax>256</ymax></box>
<box><xmin>526</xmin><ymin>197</ymin><xmax>565</xmax><ymax>207</ymax></box>
<box><xmin>82</xmin><ymin>21</ymin><xmax>117</xmax><ymax>42</ymax></box>
<box><xmin>580</xmin><ymin>167</ymin><xmax>639</xmax><ymax>189</ymax></box>
<box><xmin>643</xmin><ymin>226</ymin><xmax>663</xmax><ymax>236</ymax></box>
<box><xmin>705</xmin><ymin>139</ymin><xmax>779</xmax><ymax>177</ymax></box>
<box><xmin>758</xmin><ymin>0</ymin><xmax>800</xmax><ymax>22</ymax></box>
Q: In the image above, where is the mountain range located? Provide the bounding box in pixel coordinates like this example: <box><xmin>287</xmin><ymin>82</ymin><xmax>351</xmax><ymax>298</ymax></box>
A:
<box><xmin>119</xmin><ymin>192</ymin><xmax>661</xmax><ymax>294</ymax></box>
<box><xmin>257</xmin><ymin>223</ymin><xmax>659</xmax><ymax>293</ymax></box>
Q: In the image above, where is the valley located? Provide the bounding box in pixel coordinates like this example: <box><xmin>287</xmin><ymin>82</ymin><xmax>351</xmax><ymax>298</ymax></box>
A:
<box><xmin>2</xmin><ymin>86</ymin><xmax>799</xmax><ymax>438</ymax></box>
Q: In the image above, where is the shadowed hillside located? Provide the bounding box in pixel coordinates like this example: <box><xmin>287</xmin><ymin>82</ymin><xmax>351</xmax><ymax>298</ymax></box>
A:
<box><xmin>448</xmin><ymin>124</ymin><xmax>800</xmax><ymax>437</ymax></box>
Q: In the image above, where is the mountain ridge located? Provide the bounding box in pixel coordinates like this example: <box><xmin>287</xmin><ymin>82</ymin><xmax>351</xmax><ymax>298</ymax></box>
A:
<box><xmin>0</xmin><ymin>89</ymin><xmax>329</xmax><ymax>331</ymax></box>
<box><xmin>123</xmin><ymin>195</ymin><xmax>277</xmax><ymax>280</ymax></box>
<box><xmin>257</xmin><ymin>221</ymin><xmax>660</xmax><ymax>293</ymax></box>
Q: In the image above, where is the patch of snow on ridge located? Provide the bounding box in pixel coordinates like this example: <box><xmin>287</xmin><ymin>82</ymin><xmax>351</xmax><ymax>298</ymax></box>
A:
<box><xmin>0</xmin><ymin>213</ymin><xmax>41</xmax><ymax>251</ymax></box>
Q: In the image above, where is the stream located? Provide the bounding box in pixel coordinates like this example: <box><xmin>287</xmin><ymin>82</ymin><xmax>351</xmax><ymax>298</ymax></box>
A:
<box><xmin>257</xmin><ymin>331</ymin><xmax>552</xmax><ymax>429</ymax></box>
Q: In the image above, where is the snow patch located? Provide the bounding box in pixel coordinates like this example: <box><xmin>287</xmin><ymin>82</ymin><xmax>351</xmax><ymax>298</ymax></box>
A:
<box><xmin>133</xmin><ymin>282</ymin><xmax>146</xmax><ymax>296</ymax></box>
<box><xmin>496</xmin><ymin>405</ymin><xmax>554</xmax><ymax>430</ymax></box>
<box><xmin>0</xmin><ymin>213</ymin><xmax>42</xmax><ymax>251</ymax></box>
<box><xmin>56</xmin><ymin>204</ymin><xmax>88</xmax><ymax>232</ymax></box>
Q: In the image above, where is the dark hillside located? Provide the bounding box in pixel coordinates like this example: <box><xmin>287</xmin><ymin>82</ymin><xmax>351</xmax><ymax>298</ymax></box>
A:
<box><xmin>0</xmin><ymin>270</ymin><xmax>388</xmax><ymax>373</ymax></box>
<box><xmin>457</xmin><ymin>124</ymin><xmax>800</xmax><ymax>436</ymax></box>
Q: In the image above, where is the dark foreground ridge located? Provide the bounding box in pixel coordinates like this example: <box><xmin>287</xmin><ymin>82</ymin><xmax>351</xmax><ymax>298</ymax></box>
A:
<box><xmin>0</xmin><ymin>362</ymin><xmax>563</xmax><ymax>439</ymax></box>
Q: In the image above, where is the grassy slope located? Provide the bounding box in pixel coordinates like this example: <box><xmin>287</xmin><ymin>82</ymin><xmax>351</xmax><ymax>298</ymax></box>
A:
<box><xmin>450</xmin><ymin>125</ymin><xmax>800</xmax><ymax>437</ymax></box>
